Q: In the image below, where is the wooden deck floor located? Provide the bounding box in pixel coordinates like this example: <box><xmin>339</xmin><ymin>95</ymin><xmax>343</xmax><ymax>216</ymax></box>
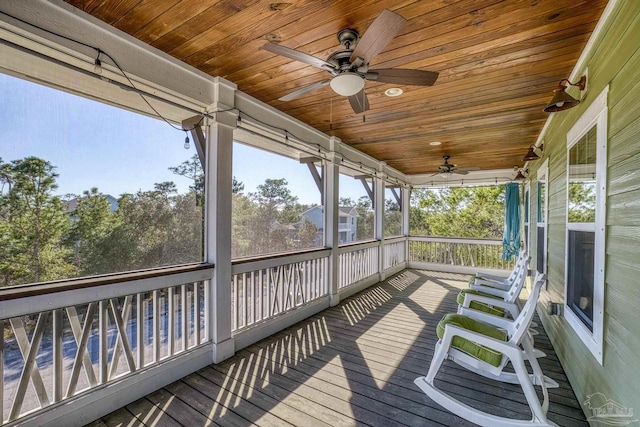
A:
<box><xmin>89</xmin><ymin>270</ymin><xmax>588</xmax><ymax>427</ymax></box>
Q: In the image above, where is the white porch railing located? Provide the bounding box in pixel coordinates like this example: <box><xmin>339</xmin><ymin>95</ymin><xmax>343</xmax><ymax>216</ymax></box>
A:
<box><xmin>231</xmin><ymin>249</ymin><xmax>330</xmax><ymax>333</ymax></box>
<box><xmin>383</xmin><ymin>237</ymin><xmax>406</xmax><ymax>270</ymax></box>
<box><xmin>407</xmin><ymin>236</ymin><xmax>515</xmax><ymax>271</ymax></box>
<box><xmin>0</xmin><ymin>264</ymin><xmax>213</xmax><ymax>426</ymax></box>
<box><xmin>337</xmin><ymin>241</ymin><xmax>380</xmax><ymax>289</ymax></box>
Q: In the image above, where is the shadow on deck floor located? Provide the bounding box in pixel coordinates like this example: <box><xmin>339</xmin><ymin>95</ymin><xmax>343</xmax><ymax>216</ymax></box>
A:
<box><xmin>90</xmin><ymin>269</ymin><xmax>587</xmax><ymax>427</ymax></box>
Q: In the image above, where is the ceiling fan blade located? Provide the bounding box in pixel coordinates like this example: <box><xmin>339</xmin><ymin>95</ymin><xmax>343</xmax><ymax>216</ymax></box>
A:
<box><xmin>279</xmin><ymin>80</ymin><xmax>331</xmax><ymax>101</ymax></box>
<box><xmin>456</xmin><ymin>166</ymin><xmax>481</xmax><ymax>172</ymax></box>
<box><xmin>350</xmin><ymin>9</ymin><xmax>406</xmax><ymax>65</ymax></box>
<box><xmin>366</xmin><ymin>68</ymin><xmax>439</xmax><ymax>86</ymax></box>
<box><xmin>262</xmin><ymin>42</ymin><xmax>335</xmax><ymax>71</ymax></box>
<box><xmin>348</xmin><ymin>89</ymin><xmax>370</xmax><ymax>114</ymax></box>
<box><xmin>452</xmin><ymin>169</ymin><xmax>469</xmax><ymax>175</ymax></box>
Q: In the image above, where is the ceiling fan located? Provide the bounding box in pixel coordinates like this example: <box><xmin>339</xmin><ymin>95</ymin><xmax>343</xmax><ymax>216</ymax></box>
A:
<box><xmin>436</xmin><ymin>156</ymin><xmax>480</xmax><ymax>177</ymax></box>
<box><xmin>261</xmin><ymin>9</ymin><xmax>439</xmax><ymax>114</ymax></box>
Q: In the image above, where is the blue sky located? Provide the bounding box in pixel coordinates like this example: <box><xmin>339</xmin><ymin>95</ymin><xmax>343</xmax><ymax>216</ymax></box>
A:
<box><xmin>0</xmin><ymin>73</ymin><xmax>366</xmax><ymax>205</ymax></box>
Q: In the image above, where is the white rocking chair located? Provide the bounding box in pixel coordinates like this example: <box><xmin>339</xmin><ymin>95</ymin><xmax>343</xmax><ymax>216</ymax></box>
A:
<box><xmin>459</xmin><ymin>257</ymin><xmax>530</xmax><ymax>320</ymax></box>
<box><xmin>474</xmin><ymin>249</ymin><xmax>528</xmax><ymax>291</ymax></box>
<box><xmin>415</xmin><ymin>273</ymin><xmax>559</xmax><ymax>427</ymax></box>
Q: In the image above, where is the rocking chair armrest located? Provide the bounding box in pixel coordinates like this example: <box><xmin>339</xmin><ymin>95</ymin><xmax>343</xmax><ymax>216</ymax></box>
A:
<box><xmin>469</xmin><ymin>284</ymin><xmax>510</xmax><ymax>297</ymax></box>
<box><xmin>457</xmin><ymin>308</ymin><xmax>515</xmax><ymax>330</ymax></box>
<box><xmin>462</xmin><ymin>294</ymin><xmax>518</xmax><ymax>313</ymax></box>
<box><xmin>441</xmin><ymin>324</ymin><xmax>521</xmax><ymax>360</ymax></box>
<box><xmin>475</xmin><ymin>272</ymin><xmax>509</xmax><ymax>283</ymax></box>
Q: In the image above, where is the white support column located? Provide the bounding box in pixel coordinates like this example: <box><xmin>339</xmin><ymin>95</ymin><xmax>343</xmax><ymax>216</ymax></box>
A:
<box><xmin>205</xmin><ymin>77</ymin><xmax>237</xmax><ymax>363</ymax></box>
<box><xmin>325</xmin><ymin>138</ymin><xmax>341</xmax><ymax>306</ymax></box>
<box><xmin>402</xmin><ymin>186</ymin><xmax>411</xmax><ymax>263</ymax></box>
<box><xmin>401</xmin><ymin>186</ymin><xmax>411</xmax><ymax>236</ymax></box>
<box><xmin>375</xmin><ymin>164</ymin><xmax>386</xmax><ymax>280</ymax></box>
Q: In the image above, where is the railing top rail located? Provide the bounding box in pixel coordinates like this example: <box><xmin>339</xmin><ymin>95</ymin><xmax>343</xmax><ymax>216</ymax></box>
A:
<box><xmin>337</xmin><ymin>240</ymin><xmax>379</xmax><ymax>254</ymax></box>
<box><xmin>0</xmin><ymin>264</ymin><xmax>214</xmax><ymax>319</ymax></box>
<box><xmin>383</xmin><ymin>236</ymin><xmax>407</xmax><ymax>244</ymax></box>
<box><xmin>0</xmin><ymin>263</ymin><xmax>214</xmax><ymax>301</ymax></box>
<box><xmin>232</xmin><ymin>248</ymin><xmax>331</xmax><ymax>275</ymax></box>
<box><xmin>408</xmin><ymin>236</ymin><xmax>503</xmax><ymax>245</ymax></box>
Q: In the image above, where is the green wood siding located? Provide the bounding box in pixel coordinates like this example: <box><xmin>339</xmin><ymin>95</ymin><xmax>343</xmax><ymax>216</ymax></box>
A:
<box><xmin>528</xmin><ymin>0</ymin><xmax>640</xmax><ymax>419</ymax></box>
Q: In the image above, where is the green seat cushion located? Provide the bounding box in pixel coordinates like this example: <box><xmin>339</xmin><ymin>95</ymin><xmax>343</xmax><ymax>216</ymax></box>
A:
<box><xmin>436</xmin><ymin>313</ymin><xmax>507</xmax><ymax>367</ymax></box>
<box><xmin>457</xmin><ymin>289</ymin><xmax>506</xmax><ymax>317</ymax></box>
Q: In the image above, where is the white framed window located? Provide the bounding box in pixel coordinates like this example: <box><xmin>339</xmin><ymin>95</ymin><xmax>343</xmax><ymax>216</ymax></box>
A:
<box><xmin>536</xmin><ymin>159</ymin><xmax>549</xmax><ymax>275</ymax></box>
<box><xmin>564</xmin><ymin>86</ymin><xmax>608</xmax><ymax>364</ymax></box>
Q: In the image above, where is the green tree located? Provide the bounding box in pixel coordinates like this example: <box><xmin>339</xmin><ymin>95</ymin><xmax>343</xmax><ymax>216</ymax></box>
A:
<box><xmin>384</xmin><ymin>197</ymin><xmax>401</xmax><ymax>237</ymax></box>
<box><xmin>250</xmin><ymin>178</ymin><xmax>298</xmax><ymax>252</ymax></box>
<box><xmin>169</xmin><ymin>154</ymin><xmax>204</xmax><ymax>206</ymax></box>
<box><xmin>297</xmin><ymin>218</ymin><xmax>320</xmax><ymax>248</ymax></box>
<box><xmin>568</xmin><ymin>182</ymin><xmax>596</xmax><ymax>223</ymax></box>
<box><xmin>410</xmin><ymin>186</ymin><xmax>505</xmax><ymax>239</ymax></box>
<box><xmin>355</xmin><ymin>195</ymin><xmax>374</xmax><ymax>240</ymax></box>
<box><xmin>68</xmin><ymin>188</ymin><xmax>118</xmax><ymax>276</ymax></box>
<box><xmin>0</xmin><ymin>157</ymin><xmax>72</xmax><ymax>286</ymax></box>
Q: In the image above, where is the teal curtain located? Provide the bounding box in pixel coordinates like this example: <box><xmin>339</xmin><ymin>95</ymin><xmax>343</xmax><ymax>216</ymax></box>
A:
<box><xmin>502</xmin><ymin>183</ymin><xmax>521</xmax><ymax>261</ymax></box>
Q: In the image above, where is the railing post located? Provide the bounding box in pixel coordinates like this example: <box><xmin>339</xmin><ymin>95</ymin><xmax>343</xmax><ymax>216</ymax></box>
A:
<box><xmin>205</xmin><ymin>77</ymin><xmax>237</xmax><ymax>363</ymax></box>
<box><xmin>375</xmin><ymin>164</ymin><xmax>386</xmax><ymax>280</ymax></box>
<box><xmin>325</xmin><ymin>140</ymin><xmax>341</xmax><ymax>306</ymax></box>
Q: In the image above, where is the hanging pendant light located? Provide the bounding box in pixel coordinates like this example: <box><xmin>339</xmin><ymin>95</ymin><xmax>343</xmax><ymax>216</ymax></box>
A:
<box><xmin>523</xmin><ymin>145</ymin><xmax>540</xmax><ymax>161</ymax></box>
<box><xmin>543</xmin><ymin>76</ymin><xmax>587</xmax><ymax>113</ymax></box>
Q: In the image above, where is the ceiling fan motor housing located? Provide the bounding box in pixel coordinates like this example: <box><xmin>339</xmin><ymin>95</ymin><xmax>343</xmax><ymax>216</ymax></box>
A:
<box><xmin>337</xmin><ymin>28</ymin><xmax>359</xmax><ymax>49</ymax></box>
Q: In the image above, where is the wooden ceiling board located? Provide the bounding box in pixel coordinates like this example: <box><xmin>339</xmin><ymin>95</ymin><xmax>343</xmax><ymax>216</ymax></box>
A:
<box><xmin>63</xmin><ymin>0</ymin><xmax>607</xmax><ymax>176</ymax></box>
<box><xmin>112</xmin><ymin>0</ymin><xmax>182</xmax><ymax>34</ymax></box>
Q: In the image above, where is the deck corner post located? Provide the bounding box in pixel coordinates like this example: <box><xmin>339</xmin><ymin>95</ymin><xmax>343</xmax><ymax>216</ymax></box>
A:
<box><xmin>376</xmin><ymin>164</ymin><xmax>386</xmax><ymax>281</ymax></box>
<box><xmin>326</xmin><ymin>138</ymin><xmax>341</xmax><ymax>306</ymax></box>
<box><xmin>206</xmin><ymin>77</ymin><xmax>238</xmax><ymax>363</ymax></box>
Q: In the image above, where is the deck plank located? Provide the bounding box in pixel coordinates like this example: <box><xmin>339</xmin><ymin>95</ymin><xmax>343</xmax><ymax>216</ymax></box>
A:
<box><xmin>94</xmin><ymin>269</ymin><xmax>588</xmax><ymax>426</ymax></box>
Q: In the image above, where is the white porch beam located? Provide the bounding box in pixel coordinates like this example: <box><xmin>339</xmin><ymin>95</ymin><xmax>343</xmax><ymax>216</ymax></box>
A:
<box><xmin>205</xmin><ymin>77</ymin><xmax>237</xmax><ymax>363</ymax></box>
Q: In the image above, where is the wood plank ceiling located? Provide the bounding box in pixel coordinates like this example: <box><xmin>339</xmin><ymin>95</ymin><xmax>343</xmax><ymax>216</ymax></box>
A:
<box><xmin>64</xmin><ymin>0</ymin><xmax>607</xmax><ymax>176</ymax></box>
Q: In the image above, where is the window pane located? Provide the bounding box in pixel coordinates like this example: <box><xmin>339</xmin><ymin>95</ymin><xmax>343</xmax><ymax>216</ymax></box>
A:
<box><xmin>338</xmin><ymin>174</ymin><xmax>374</xmax><ymax>243</ymax></box>
<box><xmin>0</xmin><ymin>74</ymin><xmax>203</xmax><ymax>288</ymax></box>
<box><xmin>537</xmin><ymin>182</ymin><xmax>545</xmax><ymax>223</ymax></box>
<box><xmin>231</xmin><ymin>142</ymin><xmax>323</xmax><ymax>258</ymax></box>
<box><xmin>567</xmin><ymin>230</ymin><xmax>595</xmax><ymax>331</ymax></box>
<box><xmin>568</xmin><ymin>126</ymin><xmax>597</xmax><ymax>223</ymax></box>
<box><xmin>384</xmin><ymin>187</ymin><xmax>402</xmax><ymax>237</ymax></box>
<box><xmin>536</xmin><ymin>226</ymin><xmax>545</xmax><ymax>274</ymax></box>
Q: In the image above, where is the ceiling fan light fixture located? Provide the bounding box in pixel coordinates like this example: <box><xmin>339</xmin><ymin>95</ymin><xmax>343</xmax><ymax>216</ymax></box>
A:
<box><xmin>384</xmin><ymin>87</ymin><xmax>403</xmax><ymax>97</ymax></box>
<box><xmin>330</xmin><ymin>73</ymin><xmax>365</xmax><ymax>96</ymax></box>
<box><xmin>439</xmin><ymin>171</ymin><xmax>453</xmax><ymax>179</ymax></box>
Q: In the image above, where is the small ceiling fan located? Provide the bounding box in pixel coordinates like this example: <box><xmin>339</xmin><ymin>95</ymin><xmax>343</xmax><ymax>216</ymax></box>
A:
<box><xmin>436</xmin><ymin>156</ymin><xmax>480</xmax><ymax>177</ymax></box>
<box><xmin>261</xmin><ymin>9</ymin><xmax>439</xmax><ymax>114</ymax></box>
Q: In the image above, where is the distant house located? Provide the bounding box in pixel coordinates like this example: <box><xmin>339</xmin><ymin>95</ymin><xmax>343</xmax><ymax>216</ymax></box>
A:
<box><xmin>64</xmin><ymin>194</ymin><xmax>119</xmax><ymax>214</ymax></box>
<box><xmin>301</xmin><ymin>205</ymin><xmax>358</xmax><ymax>244</ymax></box>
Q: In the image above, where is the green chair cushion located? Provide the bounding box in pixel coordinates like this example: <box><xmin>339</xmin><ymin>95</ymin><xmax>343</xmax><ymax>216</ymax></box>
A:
<box><xmin>457</xmin><ymin>289</ymin><xmax>506</xmax><ymax>317</ymax></box>
<box><xmin>436</xmin><ymin>313</ymin><xmax>507</xmax><ymax>367</ymax></box>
